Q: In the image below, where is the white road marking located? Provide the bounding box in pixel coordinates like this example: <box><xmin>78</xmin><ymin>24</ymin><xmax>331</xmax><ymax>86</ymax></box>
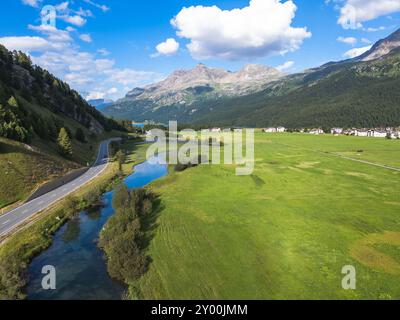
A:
<box><xmin>2</xmin><ymin>220</ymin><xmax>10</xmax><ymax>225</ymax></box>
<box><xmin>22</xmin><ymin>209</ymin><xmax>28</xmax><ymax>214</ymax></box>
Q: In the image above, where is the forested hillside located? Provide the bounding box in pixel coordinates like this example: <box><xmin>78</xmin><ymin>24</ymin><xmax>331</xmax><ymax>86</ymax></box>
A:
<box><xmin>190</xmin><ymin>50</ymin><xmax>400</xmax><ymax>128</ymax></box>
<box><xmin>0</xmin><ymin>44</ymin><xmax>126</xmax><ymax>208</ymax></box>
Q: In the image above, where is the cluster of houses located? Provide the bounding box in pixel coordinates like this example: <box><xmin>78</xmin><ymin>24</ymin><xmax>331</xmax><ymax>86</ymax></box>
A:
<box><xmin>340</xmin><ymin>128</ymin><xmax>400</xmax><ymax>139</ymax></box>
<box><xmin>262</xmin><ymin>127</ymin><xmax>400</xmax><ymax>139</ymax></box>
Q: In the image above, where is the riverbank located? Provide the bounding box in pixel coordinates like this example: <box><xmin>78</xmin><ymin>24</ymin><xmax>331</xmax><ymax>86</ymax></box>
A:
<box><xmin>0</xmin><ymin>138</ymin><xmax>148</xmax><ymax>299</ymax></box>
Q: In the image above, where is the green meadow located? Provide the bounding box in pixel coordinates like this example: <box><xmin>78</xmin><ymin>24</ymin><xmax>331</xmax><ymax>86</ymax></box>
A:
<box><xmin>135</xmin><ymin>133</ymin><xmax>400</xmax><ymax>300</ymax></box>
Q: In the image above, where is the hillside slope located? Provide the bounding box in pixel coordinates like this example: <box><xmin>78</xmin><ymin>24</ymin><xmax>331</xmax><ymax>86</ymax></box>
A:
<box><xmin>0</xmin><ymin>138</ymin><xmax>80</xmax><ymax>208</ymax></box>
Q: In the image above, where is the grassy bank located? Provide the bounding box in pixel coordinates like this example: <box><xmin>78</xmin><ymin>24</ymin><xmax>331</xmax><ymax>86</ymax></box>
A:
<box><xmin>134</xmin><ymin>133</ymin><xmax>400</xmax><ymax>300</ymax></box>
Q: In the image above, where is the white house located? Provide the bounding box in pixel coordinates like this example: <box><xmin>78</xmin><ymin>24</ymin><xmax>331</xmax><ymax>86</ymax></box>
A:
<box><xmin>357</xmin><ymin>130</ymin><xmax>369</xmax><ymax>137</ymax></box>
<box><xmin>211</xmin><ymin>128</ymin><xmax>222</xmax><ymax>133</ymax></box>
<box><xmin>371</xmin><ymin>130</ymin><xmax>388</xmax><ymax>138</ymax></box>
<box><xmin>331</xmin><ymin>128</ymin><xmax>343</xmax><ymax>135</ymax></box>
<box><xmin>263</xmin><ymin>127</ymin><xmax>286</xmax><ymax>133</ymax></box>
<box><xmin>309</xmin><ymin>129</ymin><xmax>324</xmax><ymax>135</ymax></box>
<box><xmin>390</xmin><ymin>130</ymin><xmax>400</xmax><ymax>139</ymax></box>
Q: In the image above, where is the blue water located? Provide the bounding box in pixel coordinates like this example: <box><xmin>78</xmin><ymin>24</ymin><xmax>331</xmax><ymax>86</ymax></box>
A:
<box><xmin>132</xmin><ymin>123</ymin><xmax>145</xmax><ymax>129</ymax></box>
<box><xmin>26</xmin><ymin>157</ymin><xmax>168</xmax><ymax>300</ymax></box>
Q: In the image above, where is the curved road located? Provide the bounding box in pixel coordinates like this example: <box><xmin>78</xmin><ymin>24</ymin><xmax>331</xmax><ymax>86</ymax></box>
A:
<box><xmin>0</xmin><ymin>139</ymin><xmax>117</xmax><ymax>238</ymax></box>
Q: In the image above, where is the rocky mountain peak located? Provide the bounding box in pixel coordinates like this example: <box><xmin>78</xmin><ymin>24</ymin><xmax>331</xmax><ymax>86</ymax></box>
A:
<box><xmin>357</xmin><ymin>27</ymin><xmax>400</xmax><ymax>61</ymax></box>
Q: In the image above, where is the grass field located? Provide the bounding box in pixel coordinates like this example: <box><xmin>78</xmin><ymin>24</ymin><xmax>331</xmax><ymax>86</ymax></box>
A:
<box><xmin>135</xmin><ymin>133</ymin><xmax>400</xmax><ymax>300</ymax></box>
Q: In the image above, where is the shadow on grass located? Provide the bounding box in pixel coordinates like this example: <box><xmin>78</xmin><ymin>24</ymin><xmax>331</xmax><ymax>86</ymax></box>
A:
<box><xmin>140</xmin><ymin>195</ymin><xmax>165</xmax><ymax>266</ymax></box>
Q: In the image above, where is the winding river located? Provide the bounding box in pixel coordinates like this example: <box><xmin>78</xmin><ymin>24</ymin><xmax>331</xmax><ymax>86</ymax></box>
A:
<box><xmin>27</xmin><ymin>156</ymin><xmax>168</xmax><ymax>300</ymax></box>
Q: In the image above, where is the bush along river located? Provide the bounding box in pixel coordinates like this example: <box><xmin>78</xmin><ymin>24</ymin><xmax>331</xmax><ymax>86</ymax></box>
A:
<box><xmin>26</xmin><ymin>156</ymin><xmax>168</xmax><ymax>300</ymax></box>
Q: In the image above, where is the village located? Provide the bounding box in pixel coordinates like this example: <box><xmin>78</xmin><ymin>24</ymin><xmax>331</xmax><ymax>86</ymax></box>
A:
<box><xmin>262</xmin><ymin>127</ymin><xmax>400</xmax><ymax>139</ymax></box>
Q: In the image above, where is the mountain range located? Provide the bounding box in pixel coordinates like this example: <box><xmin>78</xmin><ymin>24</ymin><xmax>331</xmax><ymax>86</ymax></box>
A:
<box><xmin>88</xmin><ymin>98</ymin><xmax>114</xmax><ymax>111</ymax></box>
<box><xmin>103</xmin><ymin>28</ymin><xmax>400</xmax><ymax>128</ymax></box>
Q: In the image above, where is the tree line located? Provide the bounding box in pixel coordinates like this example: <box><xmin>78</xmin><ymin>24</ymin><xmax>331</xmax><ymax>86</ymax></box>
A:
<box><xmin>99</xmin><ymin>184</ymin><xmax>156</xmax><ymax>291</ymax></box>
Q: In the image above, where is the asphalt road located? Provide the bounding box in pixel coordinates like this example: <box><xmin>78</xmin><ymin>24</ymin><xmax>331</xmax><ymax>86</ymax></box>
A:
<box><xmin>0</xmin><ymin>139</ymin><xmax>117</xmax><ymax>238</ymax></box>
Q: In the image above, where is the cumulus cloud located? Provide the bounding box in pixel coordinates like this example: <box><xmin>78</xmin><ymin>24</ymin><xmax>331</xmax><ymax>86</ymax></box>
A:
<box><xmin>0</xmin><ymin>36</ymin><xmax>67</xmax><ymax>52</ymax></box>
<box><xmin>338</xmin><ymin>0</ymin><xmax>400</xmax><ymax>29</ymax></box>
<box><xmin>276</xmin><ymin>60</ymin><xmax>294</xmax><ymax>72</ymax></box>
<box><xmin>28</xmin><ymin>24</ymin><xmax>73</xmax><ymax>42</ymax></box>
<box><xmin>337</xmin><ymin>36</ymin><xmax>357</xmax><ymax>45</ymax></box>
<box><xmin>60</xmin><ymin>14</ymin><xmax>87</xmax><ymax>27</ymax></box>
<box><xmin>171</xmin><ymin>0</ymin><xmax>311</xmax><ymax>60</ymax></box>
<box><xmin>153</xmin><ymin>38</ymin><xmax>180</xmax><ymax>57</ymax></box>
<box><xmin>79</xmin><ymin>33</ymin><xmax>92</xmax><ymax>43</ymax></box>
<box><xmin>343</xmin><ymin>45</ymin><xmax>372</xmax><ymax>58</ymax></box>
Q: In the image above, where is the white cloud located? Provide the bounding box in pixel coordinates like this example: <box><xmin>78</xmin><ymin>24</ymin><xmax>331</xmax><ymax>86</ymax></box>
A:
<box><xmin>337</xmin><ymin>36</ymin><xmax>357</xmax><ymax>45</ymax></box>
<box><xmin>86</xmin><ymin>91</ymin><xmax>106</xmax><ymax>100</ymax></box>
<box><xmin>55</xmin><ymin>1</ymin><xmax>69</xmax><ymax>11</ymax></box>
<box><xmin>22</xmin><ymin>0</ymin><xmax>41</xmax><ymax>7</ymax></box>
<box><xmin>0</xmin><ymin>36</ymin><xmax>67</xmax><ymax>52</ymax></box>
<box><xmin>171</xmin><ymin>0</ymin><xmax>311</xmax><ymax>60</ymax></box>
<box><xmin>97</xmin><ymin>48</ymin><xmax>110</xmax><ymax>56</ymax></box>
<box><xmin>86</xmin><ymin>87</ymin><xmax>117</xmax><ymax>100</ymax></box>
<box><xmin>76</xmin><ymin>7</ymin><xmax>94</xmax><ymax>17</ymax></box>
<box><xmin>338</xmin><ymin>0</ymin><xmax>400</xmax><ymax>28</ymax></box>
<box><xmin>79</xmin><ymin>33</ymin><xmax>92</xmax><ymax>43</ymax></box>
<box><xmin>366</xmin><ymin>26</ymin><xmax>387</xmax><ymax>32</ymax></box>
<box><xmin>28</xmin><ymin>24</ymin><xmax>73</xmax><ymax>42</ymax></box>
<box><xmin>276</xmin><ymin>60</ymin><xmax>294</xmax><ymax>72</ymax></box>
<box><xmin>60</xmin><ymin>15</ymin><xmax>87</xmax><ymax>27</ymax></box>
<box><xmin>153</xmin><ymin>38</ymin><xmax>180</xmax><ymax>57</ymax></box>
<box><xmin>361</xmin><ymin>38</ymin><xmax>372</xmax><ymax>44</ymax></box>
<box><xmin>343</xmin><ymin>45</ymin><xmax>372</xmax><ymax>58</ymax></box>
<box><xmin>83</xmin><ymin>0</ymin><xmax>110</xmax><ymax>12</ymax></box>
<box><xmin>107</xmin><ymin>87</ymin><xmax>118</xmax><ymax>94</ymax></box>
<box><xmin>31</xmin><ymin>46</ymin><xmax>161</xmax><ymax>98</ymax></box>
<box><xmin>105</xmin><ymin>68</ymin><xmax>162</xmax><ymax>86</ymax></box>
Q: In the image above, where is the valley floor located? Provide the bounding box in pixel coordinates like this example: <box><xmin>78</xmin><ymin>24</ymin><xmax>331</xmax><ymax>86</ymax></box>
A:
<box><xmin>136</xmin><ymin>133</ymin><xmax>400</xmax><ymax>299</ymax></box>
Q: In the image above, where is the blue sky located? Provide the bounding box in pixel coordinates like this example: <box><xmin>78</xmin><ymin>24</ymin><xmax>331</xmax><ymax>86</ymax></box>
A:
<box><xmin>0</xmin><ymin>0</ymin><xmax>399</xmax><ymax>100</ymax></box>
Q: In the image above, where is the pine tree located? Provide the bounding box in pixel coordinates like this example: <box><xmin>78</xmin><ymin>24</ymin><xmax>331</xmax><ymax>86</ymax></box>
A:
<box><xmin>7</xmin><ymin>96</ymin><xmax>18</xmax><ymax>108</ymax></box>
<box><xmin>57</xmin><ymin>127</ymin><xmax>73</xmax><ymax>157</ymax></box>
